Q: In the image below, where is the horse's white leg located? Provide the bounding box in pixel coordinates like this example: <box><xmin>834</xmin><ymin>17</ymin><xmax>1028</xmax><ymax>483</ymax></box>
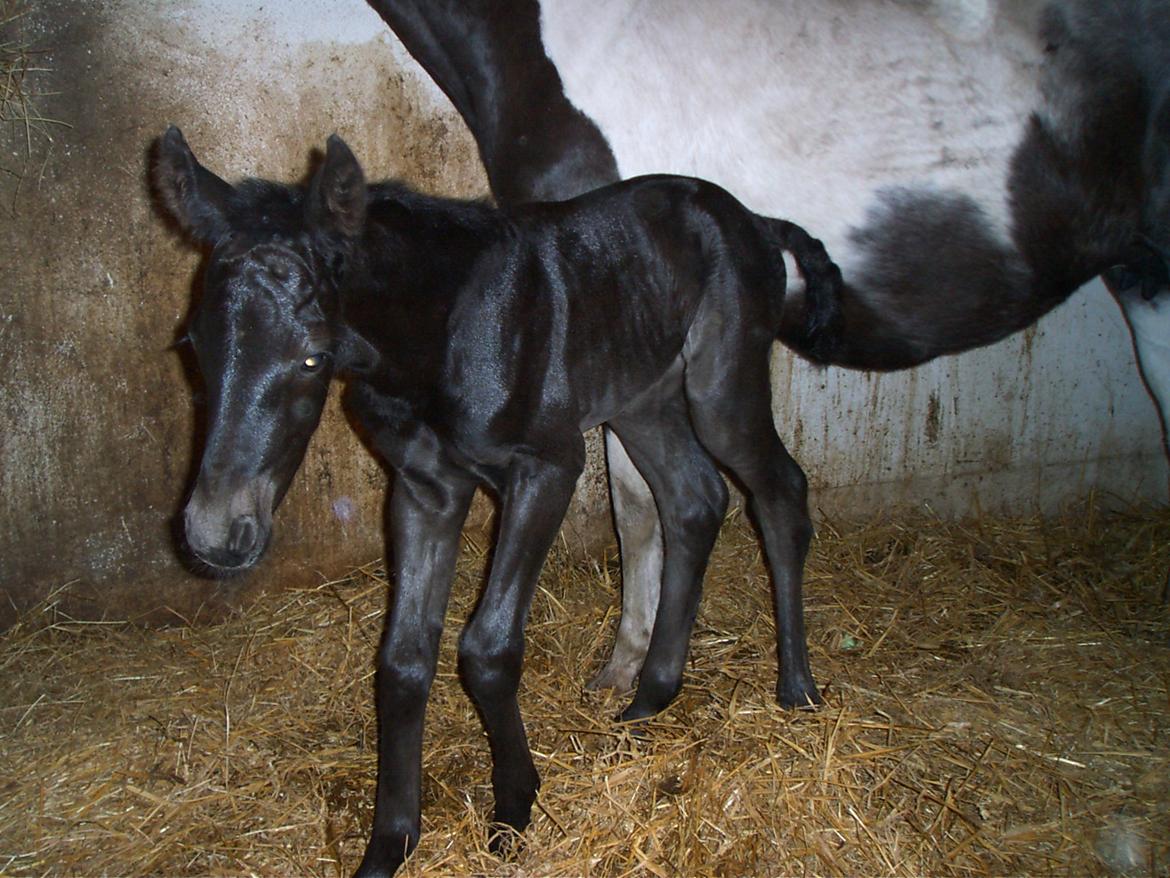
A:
<box><xmin>1117</xmin><ymin>288</ymin><xmax>1170</xmax><ymax>601</ymax></box>
<box><xmin>587</xmin><ymin>428</ymin><xmax>663</xmax><ymax>691</ymax></box>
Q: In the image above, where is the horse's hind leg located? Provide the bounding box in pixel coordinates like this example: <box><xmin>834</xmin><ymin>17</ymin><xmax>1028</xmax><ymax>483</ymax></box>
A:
<box><xmin>587</xmin><ymin>427</ymin><xmax>663</xmax><ymax>692</ymax></box>
<box><xmin>609</xmin><ymin>369</ymin><xmax>729</xmax><ymax>721</ymax></box>
<box><xmin>684</xmin><ymin>322</ymin><xmax>821</xmax><ymax>709</ymax></box>
<box><xmin>1114</xmin><ymin>286</ymin><xmax>1170</xmax><ymax>602</ymax></box>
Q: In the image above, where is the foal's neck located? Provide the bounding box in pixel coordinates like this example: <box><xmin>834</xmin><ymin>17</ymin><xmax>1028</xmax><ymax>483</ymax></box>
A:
<box><xmin>337</xmin><ymin>182</ymin><xmax>508</xmax><ymax>383</ymax></box>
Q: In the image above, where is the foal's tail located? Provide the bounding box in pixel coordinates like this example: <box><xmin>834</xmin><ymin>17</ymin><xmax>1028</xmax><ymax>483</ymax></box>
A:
<box><xmin>759</xmin><ymin>216</ymin><xmax>845</xmax><ymax>364</ymax></box>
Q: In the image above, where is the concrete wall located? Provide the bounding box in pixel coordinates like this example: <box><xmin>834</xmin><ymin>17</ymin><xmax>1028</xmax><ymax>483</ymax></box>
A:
<box><xmin>777</xmin><ymin>295</ymin><xmax>1167</xmax><ymax>516</ymax></box>
<box><xmin>1</xmin><ymin>0</ymin><xmax>1165</xmax><ymax>626</ymax></box>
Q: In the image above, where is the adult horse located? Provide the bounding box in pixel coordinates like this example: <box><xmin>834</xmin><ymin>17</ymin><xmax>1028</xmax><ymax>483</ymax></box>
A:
<box><xmin>369</xmin><ymin>0</ymin><xmax>1170</xmax><ymax>689</ymax></box>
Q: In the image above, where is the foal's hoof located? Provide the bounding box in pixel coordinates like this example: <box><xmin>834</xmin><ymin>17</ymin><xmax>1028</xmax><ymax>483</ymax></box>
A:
<box><xmin>487</xmin><ymin>821</ymin><xmax>527</xmax><ymax>859</ymax></box>
<box><xmin>618</xmin><ymin>671</ymin><xmax>680</xmax><ymax>723</ymax></box>
<box><xmin>488</xmin><ymin>787</ymin><xmax>535</xmax><ymax>859</ymax></box>
<box><xmin>353</xmin><ymin>840</ymin><xmax>408</xmax><ymax>878</ymax></box>
<box><xmin>616</xmin><ymin>697</ymin><xmax>664</xmax><ymax>741</ymax></box>
<box><xmin>617</xmin><ymin>701</ymin><xmax>657</xmax><ymax>724</ymax></box>
<box><xmin>777</xmin><ymin>675</ymin><xmax>823</xmax><ymax>711</ymax></box>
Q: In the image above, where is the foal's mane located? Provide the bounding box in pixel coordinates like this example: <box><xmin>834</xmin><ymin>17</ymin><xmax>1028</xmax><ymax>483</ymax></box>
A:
<box><xmin>367</xmin><ymin>180</ymin><xmax>501</xmax><ymax>235</ymax></box>
<box><xmin>224</xmin><ymin>175</ymin><xmax>504</xmax><ymax>244</ymax></box>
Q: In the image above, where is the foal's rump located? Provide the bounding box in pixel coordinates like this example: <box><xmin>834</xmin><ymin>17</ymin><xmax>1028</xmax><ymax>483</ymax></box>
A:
<box><xmin>607</xmin><ymin>175</ymin><xmax>845</xmax><ymax>352</ymax></box>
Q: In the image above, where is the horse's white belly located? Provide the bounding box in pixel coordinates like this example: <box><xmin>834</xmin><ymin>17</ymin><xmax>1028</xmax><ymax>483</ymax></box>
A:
<box><xmin>540</xmin><ymin>0</ymin><xmax>1043</xmax><ymax>273</ymax></box>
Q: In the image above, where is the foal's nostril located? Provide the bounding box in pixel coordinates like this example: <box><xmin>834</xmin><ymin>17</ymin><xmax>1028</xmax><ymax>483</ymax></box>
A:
<box><xmin>227</xmin><ymin>515</ymin><xmax>258</xmax><ymax>556</ymax></box>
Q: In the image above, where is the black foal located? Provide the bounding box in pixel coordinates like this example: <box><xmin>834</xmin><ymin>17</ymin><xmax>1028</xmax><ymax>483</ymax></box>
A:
<box><xmin>154</xmin><ymin>127</ymin><xmax>842</xmax><ymax>876</ymax></box>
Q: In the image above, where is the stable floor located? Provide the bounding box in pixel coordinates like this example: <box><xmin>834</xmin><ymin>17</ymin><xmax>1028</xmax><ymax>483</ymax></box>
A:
<box><xmin>2</xmin><ymin>502</ymin><xmax>1169</xmax><ymax>876</ymax></box>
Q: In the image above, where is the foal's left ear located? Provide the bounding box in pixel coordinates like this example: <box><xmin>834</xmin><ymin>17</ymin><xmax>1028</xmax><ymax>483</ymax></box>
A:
<box><xmin>307</xmin><ymin>135</ymin><xmax>367</xmax><ymax>239</ymax></box>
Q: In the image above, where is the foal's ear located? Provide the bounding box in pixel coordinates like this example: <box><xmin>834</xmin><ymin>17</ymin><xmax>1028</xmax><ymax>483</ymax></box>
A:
<box><xmin>307</xmin><ymin>135</ymin><xmax>367</xmax><ymax>239</ymax></box>
<box><xmin>153</xmin><ymin>126</ymin><xmax>235</xmax><ymax>244</ymax></box>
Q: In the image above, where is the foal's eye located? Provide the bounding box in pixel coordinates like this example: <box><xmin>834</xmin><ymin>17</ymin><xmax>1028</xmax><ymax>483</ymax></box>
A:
<box><xmin>302</xmin><ymin>354</ymin><xmax>327</xmax><ymax>373</ymax></box>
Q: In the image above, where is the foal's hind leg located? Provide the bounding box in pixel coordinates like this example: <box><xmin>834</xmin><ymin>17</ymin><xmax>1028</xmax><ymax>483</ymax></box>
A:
<box><xmin>609</xmin><ymin>370</ymin><xmax>729</xmax><ymax>721</ymax></box>
<box><xmin>684</xmin><ymin>326</ymin><xmax>821</xmax><ymax>709</ymax></box>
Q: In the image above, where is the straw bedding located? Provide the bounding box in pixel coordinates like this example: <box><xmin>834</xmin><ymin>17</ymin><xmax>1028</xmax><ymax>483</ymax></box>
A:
<box><xmin>2</xmin><ymin>501</ymin><xmax>1168</xmax><ymax>876</ymax></box>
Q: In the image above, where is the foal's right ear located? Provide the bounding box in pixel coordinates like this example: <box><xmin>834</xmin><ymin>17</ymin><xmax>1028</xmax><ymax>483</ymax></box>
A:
<box><xmin>153</xmin><ymin>126</ymin><xmax>235</xmax><ymax>244</ymax></box>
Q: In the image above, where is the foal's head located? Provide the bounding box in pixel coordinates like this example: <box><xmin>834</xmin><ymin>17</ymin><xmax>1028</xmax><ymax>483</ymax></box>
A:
<box><xmin>154</xmin><ymin>127</ymin><xmax>366</xmax><ymax>574</ymax></box>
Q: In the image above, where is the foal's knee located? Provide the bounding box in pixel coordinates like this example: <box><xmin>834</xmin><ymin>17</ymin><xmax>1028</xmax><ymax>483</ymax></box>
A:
<box><xmin>458</xmin><ymin>629</ymin><xmax>524</xmax><ymax>704</ymax></box>
<box><xmin>378</xmin><ymin>635</ymin><xmax>440</xmax><ymax>710</ymax></box>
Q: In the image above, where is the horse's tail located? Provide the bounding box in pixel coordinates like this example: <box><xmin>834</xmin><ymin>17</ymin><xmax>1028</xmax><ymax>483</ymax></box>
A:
<box><xmin>773</xmin><ymin>187</ymin><xmax>1099</xmax><ymax>371</ymax></box>
<box><xmin>772</xmin><ymin>0</ymin><xmax>1167</xmax><ymax>373</ymax></box>
<box><xmin>759</xmin><ymin>216</ymin><xmax>845</xmax><ymax>364</ymax></box>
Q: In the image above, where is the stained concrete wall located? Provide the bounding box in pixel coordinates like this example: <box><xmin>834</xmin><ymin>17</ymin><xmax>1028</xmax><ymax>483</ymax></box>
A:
<box><xmin>1</xmin><ymin>0</ymin><xmax>1165</xmax><ymax>627</ymax></box>
<box><xmin>777</xmin><ymin>296</ymin><xmax>1167</xmax><ymax>517</ymax></box>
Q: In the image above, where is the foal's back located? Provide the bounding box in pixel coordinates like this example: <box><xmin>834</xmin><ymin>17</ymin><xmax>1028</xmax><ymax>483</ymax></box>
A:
<box><xmin>439</xmin><ymin>175</ymin><xmax>787</xmax><ymax>434</ymax></box>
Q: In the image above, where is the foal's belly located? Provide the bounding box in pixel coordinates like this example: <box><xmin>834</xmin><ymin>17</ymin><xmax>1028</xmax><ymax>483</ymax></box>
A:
<box><xmin>572</xmin><ymin>347</ymin><xmax>686</xmax><ymax>432</ymax></box>
<box><xmin>440</xmin><ymin>326</ymin><xmax>685</xmax><ymax>465</ymax></box>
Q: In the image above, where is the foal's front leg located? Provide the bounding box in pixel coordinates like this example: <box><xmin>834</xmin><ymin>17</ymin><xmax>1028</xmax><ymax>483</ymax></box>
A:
<box><xmin>458</xmin><ymin>453</ymin><xmax>581</xmax><ymax>846</ymax></box>
<box><xmin>356</xmin><ymin>469</ymin><xmax>475</xmax><ymax>878</ymax></box>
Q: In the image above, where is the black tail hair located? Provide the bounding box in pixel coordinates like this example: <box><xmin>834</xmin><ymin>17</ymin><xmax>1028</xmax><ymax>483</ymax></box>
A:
<box><xmin>828</xmin><ymin>188</ymin><xmax>1042</xmax><ymax>371</ymax></box>
<box><xmin>759</xmin><ymin>216</ymin><xmax>845</xmax><ymax>364</ymax></box>
<box><xmin>773</xmin><ymin>185</ymin><xmax>1098</xmax><ymax>372</ymax></box>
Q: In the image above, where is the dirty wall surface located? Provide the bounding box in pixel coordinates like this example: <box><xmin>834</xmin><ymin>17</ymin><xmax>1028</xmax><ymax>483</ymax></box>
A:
<box><xmin>0</xmin><ymin>0</ymin><xmax>495</xmax><ymax>625</ymax></box>
<box><xmin>1</xmin><ymin>0</ymin><xmax>1166</xmax><ymax>625</ymax></box>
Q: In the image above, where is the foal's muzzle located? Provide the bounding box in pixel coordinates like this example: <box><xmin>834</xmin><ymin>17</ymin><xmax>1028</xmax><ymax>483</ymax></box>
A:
<box><xmin>185</xmin><ymin>513</ymin><xmax>267</xmax><ymax>573</ymax></box>
<box><xmin>182</xmin><ymin>478</ymin><xmax>277</xmax><ymax>576</ymax></box>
